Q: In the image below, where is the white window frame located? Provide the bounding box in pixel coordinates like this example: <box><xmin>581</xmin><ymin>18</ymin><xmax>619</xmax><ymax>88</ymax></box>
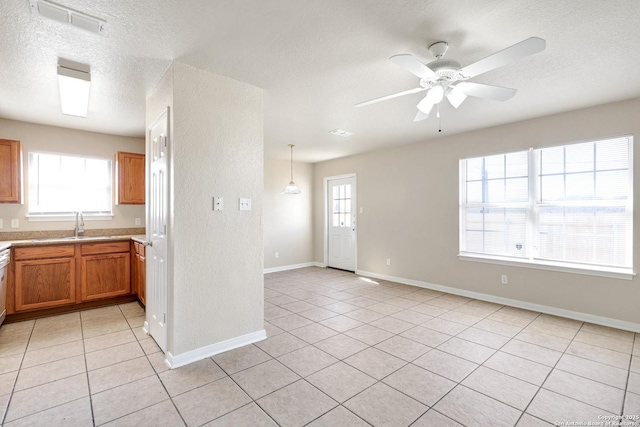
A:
<box><xmin>26</xmin><ymin>151</ymin><xmax>114</xmax><ymax>221</ymax></box>
<box><xmin>459</xmin><ymin>136</ymin><xmax>634</xmax><ymax>280</ymax></box>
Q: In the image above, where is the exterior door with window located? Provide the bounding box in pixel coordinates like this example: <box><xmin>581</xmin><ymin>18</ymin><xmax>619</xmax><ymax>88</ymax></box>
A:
<box><xmin>327</xmin><ymin>175</ymin><xmax>357</xmax><ymax>271</ymax></box>
<box><xmin>147</xmin><ymin>108</ymin><xmax>169</xmax><ymax>352</ymax></box>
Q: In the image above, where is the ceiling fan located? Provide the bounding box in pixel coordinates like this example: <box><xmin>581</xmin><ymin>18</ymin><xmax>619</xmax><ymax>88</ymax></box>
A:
<box><xmin>355</xmin><ymin>37</ymin><xmax>546</xmax><ymax>122</ymax></box>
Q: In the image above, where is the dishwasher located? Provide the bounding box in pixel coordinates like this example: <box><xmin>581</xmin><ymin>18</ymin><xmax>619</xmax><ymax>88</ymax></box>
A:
<box><xmin>0</xmin><ymin>248</ymin><xmax>9</xmax><ymax>327</ymax></box>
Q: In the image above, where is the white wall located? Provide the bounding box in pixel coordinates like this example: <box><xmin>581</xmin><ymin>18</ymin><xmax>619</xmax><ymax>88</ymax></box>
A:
<box><xmin>264</xmin><ymin>157</ymin><xmax>313</xmax><ymax>269</ymax></box>
<box><xmin>147</xmin><ymin>61</ymin><xmax>264</xmax><ymax>359</ymax></box>
<box><xmin>0</xmin><ymin>118</ymin><xmax>145</xmax><ymax>232</ymax></box>
<box><xmin>313</xmin><ymin>97</ymin><xmax>640</xmax><ymax>326</ymax></box>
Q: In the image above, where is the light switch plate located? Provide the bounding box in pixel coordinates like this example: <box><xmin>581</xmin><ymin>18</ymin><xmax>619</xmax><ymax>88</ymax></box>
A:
<box><xmin>0</xmin><ymin>219</ymin><xmax>3</xmax><ymax>229</ymax></box>
<box><xmin>239</xmin><ymin>198</ymin><xmax>251</xmax><ymax>211</ymax></box>
<box><xmin>11</xmin><ymin>219</ymin><xmax>19</xmax><ymax>228</ymax></box>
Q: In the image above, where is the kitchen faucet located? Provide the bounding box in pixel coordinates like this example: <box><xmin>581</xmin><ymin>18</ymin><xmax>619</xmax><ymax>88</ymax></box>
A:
<box><xmin>75</xmin><ymin>211</ymin><xmax>85</xmax><ymax>237</ymax></box>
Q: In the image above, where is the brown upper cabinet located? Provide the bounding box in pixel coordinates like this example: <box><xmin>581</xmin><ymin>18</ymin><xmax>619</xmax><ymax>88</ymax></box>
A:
<box><xmin>115</xmin><ymin>151</ymin><xmax>145</xmax><ymax>204</ymax></box>
<box><xmin>0</xmin><ymin>139</ymin><xmax>23</xmax><ymax>203</ymax></box>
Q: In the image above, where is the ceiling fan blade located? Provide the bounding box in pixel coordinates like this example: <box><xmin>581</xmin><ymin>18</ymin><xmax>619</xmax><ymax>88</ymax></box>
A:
<box><xmin>413</xmin><ymin>110</ymin><xmax>428</xmax><ymax>122</ymax></box>
<box><xmin>354</xmin><ymin>87</ymin><xmax>426</xmax><ymax>108</ymax></box>
<box><xmin>458</xmin><ymin>37</ymin><xmax>546</xmax><ymax>79</ymax></box>
<box><xmin>446</xmin><ymin>87</ymin><xmax>467</xmax><ymax>108</ymax></box>
<box><xmin>390</xmin><ymin>54</ymin><xmax>437</xmax><ymax>79</ymax></box>
<box><xmin>416</xmin><ymin>96</ymin><xmax>434</xmax><ymax>115</ymax></box>
<box><xmin>454</xmin><ymin>82</ymin><xmax>517</xmax><ymax>101</ymax></box>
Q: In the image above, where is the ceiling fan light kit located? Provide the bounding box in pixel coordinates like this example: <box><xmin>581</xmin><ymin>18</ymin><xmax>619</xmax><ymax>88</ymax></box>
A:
<box><xmin>355</xmin><ymin>37</ymin><xmax>546</xmax><ymax>127</ymax></box>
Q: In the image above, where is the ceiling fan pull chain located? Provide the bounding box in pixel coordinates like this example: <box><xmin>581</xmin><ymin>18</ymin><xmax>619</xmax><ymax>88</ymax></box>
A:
<box><xmin>437</xmin><ymin>103</ymin><xmax>442</xmax><ymax>133</ymax></box>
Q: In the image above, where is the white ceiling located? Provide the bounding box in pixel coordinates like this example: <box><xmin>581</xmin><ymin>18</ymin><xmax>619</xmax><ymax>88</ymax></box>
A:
<box><xmin>1</xmin><ymin>0</ymin><xmax>639</xmax><ymax>163</ymax></box>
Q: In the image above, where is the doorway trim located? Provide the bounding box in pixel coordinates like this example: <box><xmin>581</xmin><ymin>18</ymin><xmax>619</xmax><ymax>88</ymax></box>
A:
<box><xmin>323</xmin><ymin>173</ymin><xmax>357</xmax><ymax>270</ymax></box>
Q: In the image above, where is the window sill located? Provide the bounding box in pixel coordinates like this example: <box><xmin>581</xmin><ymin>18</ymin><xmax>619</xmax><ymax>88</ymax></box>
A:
<box><xmin>26</xmin><ymin>214</ymin><xmax>114</xmax><ymax>222</ymax></box>
<box><xmin>458</xmin><ymin>252</ymin><xmax>635</xmax><ymax>280</ymax></box>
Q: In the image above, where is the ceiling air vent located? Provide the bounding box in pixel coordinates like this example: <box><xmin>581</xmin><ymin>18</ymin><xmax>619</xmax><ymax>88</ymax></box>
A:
<box><xmin>29</xmin><ymin>0</ymin><xmax>106</xmax><ymax>36</ymax></box>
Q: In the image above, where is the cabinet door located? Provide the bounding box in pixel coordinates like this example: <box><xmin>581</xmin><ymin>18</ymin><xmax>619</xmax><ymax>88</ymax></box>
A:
<box><xmin>137</xmin><ymin>252</ymin><xmax>146</xmax><ymax>305</ymax></box>
<box><xmin>116</xmin><ymin>151</ymin><xmax>145</xmax><ymax>204</ymax></box>
<box><xmin>0</xmin><ymin>139</ymin><xmax>23</xmax><ymax>203</ymax></box>
<box><xmin>15</xmin><ymin>257</ymin><xmax>75</xmax><ymax>311</ymax></box>
<box><xmin>81</xmin><ymin>253</ymin><xmax>131</xmax><ymax>300</ymax></box>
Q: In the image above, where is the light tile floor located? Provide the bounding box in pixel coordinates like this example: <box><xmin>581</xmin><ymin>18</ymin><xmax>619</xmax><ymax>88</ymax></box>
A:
<box><xmin>0</xmin><ymin>266</ymin><xmax>639</xmax><ymax>426</ymax></box>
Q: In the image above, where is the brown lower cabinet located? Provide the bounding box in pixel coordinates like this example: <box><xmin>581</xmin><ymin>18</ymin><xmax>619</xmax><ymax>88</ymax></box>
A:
<box><xmin>11</xmin><ymin>240</ymin><xmax>136</xmax><ymax>314</ymax></box>
<box><xmin>81</xmin><ymin>241</ymin><xmax>130</xmax><ymax>301</ymax></box>
<box><xmin>15</xmin><ymin>257</ymin><xmax>76</xmax><ymax>311</ymax></box>
<box><xmin>132</xmin><ymin>241</ymin><xmax>146</xmax><ymax>305</ymax></box>
<box><xmin>14</xmin><ymin>245</ymin><xmax>76</xmax><ymax>311</ymax></box>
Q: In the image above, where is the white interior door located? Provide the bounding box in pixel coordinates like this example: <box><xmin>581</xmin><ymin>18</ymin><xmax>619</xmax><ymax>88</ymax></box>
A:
<box><xmin>147</xmin><ymin>108</ymin><xmax>169</xmax><ymax>352</ymax></box>
<box><xmin>327</xmin><ymin>175</ymin><xmax>357</xmax><ymax>271</ymax></box>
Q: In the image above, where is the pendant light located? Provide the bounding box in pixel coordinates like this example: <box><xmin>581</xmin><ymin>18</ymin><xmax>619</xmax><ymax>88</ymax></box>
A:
<box><xmin>282</xmin><ymin>144</ymin><xmax>301</xmax><ymax>194</ymax></box>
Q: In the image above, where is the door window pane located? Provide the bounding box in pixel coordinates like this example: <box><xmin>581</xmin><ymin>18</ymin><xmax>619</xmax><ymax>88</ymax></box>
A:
<box><xmin>331</xmin><ymin>184</ymin><xmax>352</xmax><ymax>228</ymax></box>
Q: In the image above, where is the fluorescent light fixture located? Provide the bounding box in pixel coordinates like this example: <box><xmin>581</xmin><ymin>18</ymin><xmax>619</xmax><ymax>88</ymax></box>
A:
<box><xmin>329</xmin><ymin>129</ymin><xmax>353</xmax><ymax>137</ymax></box>
<box><xmin>29</xmin><ymin>0</ymin><xmax>107</xmax><ymax>36</ymax></box>
<box><xmin>57</xmin><ymin>65</ymin><xmax>91</xmax><ymax>117</ymax></box>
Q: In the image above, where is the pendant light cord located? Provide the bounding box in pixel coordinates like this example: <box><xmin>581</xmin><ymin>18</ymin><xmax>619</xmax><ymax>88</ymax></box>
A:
<box><xmin>289</xmin><ymin>144</ymin><xmax>295</xmax><ymax>181</ymax></box>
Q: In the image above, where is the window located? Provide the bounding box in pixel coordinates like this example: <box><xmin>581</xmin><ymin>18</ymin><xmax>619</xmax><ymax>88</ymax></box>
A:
<box><xmin>459</xmin><ymin>136</ymin><xmax>633</xmax><ymax>277</ymax></box>
<box><xmin>28</xmin><ymin>151</ymin><xmax>112</xmax><ymax>217</ymax></box>
<box><xmin>332</xmin><ymin>184</ymin><xmax>352</xmax><ymax>228</ymax></box>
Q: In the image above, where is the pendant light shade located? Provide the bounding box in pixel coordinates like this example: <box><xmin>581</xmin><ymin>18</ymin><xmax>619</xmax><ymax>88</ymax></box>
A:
<box><xmin>282</xmin><ymin>144</ymin><xmax>301</xmax><ymax>194</ymax></box>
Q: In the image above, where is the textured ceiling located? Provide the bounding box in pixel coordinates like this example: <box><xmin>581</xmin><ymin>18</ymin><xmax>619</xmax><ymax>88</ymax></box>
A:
<box><xmin>1</xmin><ymin>0</ymin><xmax>639</xmax><ymax>163</ymax></box>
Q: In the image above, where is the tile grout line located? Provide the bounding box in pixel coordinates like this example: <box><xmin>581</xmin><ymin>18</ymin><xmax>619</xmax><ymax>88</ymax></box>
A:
<box><xmin>405</xmin><ymin>310</ymin><xmax>543</xmax><ymax>426</ymax></box>
<box><xmin>219</xmin><ymin>372</ymin><xmax>282</xmax><ymax>427</ymax></box>
<box><xmin>93</xmin><ymin>302</ymin><xmax>190</xmax><ymax>427</ymax></box>
<box><xmin>1</xmin><ymin>313</ymin><xmax>96</xmax><ymax>425</ymax></box>
<box><xmin>0</xmin><ymin>319</ymin><xmax>35</xmax><ymax>426</ymax></box>
<box><xmin>621</xmin><ymin>332</ymin><xmax>638</xmax><ymax>417</ymax></box>
<box><xmin>79</xmin><ymin>310</ymin><xmax>98</xmax><ymax>427</ymax></box>
<box><xmin>517</xmin><ymin>319</ymin><xmax>602</xmax><ymax>424</ymax></box>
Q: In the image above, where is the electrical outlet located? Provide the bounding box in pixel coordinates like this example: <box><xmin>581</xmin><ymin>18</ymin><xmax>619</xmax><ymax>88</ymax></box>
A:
<box><xmin>11</xmin><ymin>219</ymin><xmax>19</xmax><ymax>228</ymax></box>
<box><xmin>386</xmin><ymin>258</ymin><xmax>391</xmax><ymax>266</ymax></box>
<box><xmin>135</xmin><ymin>218</ymin><xmax>141</xmax><ymax>226</ymax></box>
<box><xmin>0</xmin><ymin>219</ymin><xmax>3</xmax><ymax>229</ymax></box>
<box><xmin>275</xmin><ymin>252</ymin><xmax>279</xmax><ymax>259</ymax></box>
<box><xmin>501</xmin><ymin>275</ymin><xmax>508</xmax><ymax>285</ymax></box>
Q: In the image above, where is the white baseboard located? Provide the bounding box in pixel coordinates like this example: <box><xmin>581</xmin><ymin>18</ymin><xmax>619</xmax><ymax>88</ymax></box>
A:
<box><xmin>264</xmin><ymin>262</ymin><xmax>324</xmax><ymax>274</ymax></box>
<box><xmin>165</xmin><ymin>329</ymin><xmax>267</xmax><ymax>369</ymax></box>
<box><xmin>356</xmin><ymin>269</ymin><xmax>640</xmax><ymax>333</ymax></box>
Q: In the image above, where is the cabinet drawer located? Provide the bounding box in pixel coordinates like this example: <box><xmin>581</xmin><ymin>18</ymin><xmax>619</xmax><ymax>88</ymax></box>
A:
<box><xmin>14</xmin><ymin>245</ymin><xmax>75</xmax><ymax>261</ymax></box>
<box><xmin>81</xmin><ymin>241</ymin><xmax>130</xmax><ymax>255</ymax></box>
